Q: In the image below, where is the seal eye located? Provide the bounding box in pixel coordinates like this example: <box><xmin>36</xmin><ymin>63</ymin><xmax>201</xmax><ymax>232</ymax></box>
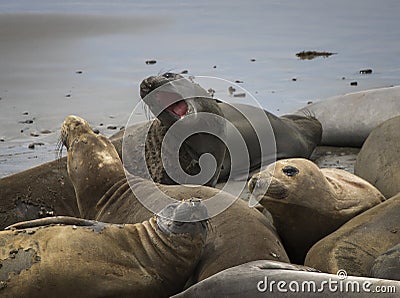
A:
<box><xmin>163</xmin><ymin>72</ymin><xmax>175</xmax><ymax>79</ymax></box>
<box><xmin>282</xmin><ymin>166</ymin><xmax>299</xmax><ymax>177</ymax></box>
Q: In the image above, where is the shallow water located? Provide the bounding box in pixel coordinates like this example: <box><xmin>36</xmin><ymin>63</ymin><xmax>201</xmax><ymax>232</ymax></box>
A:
<box><xmin>0</xmin><ymin>0</ymin><xmax>399</xmax><ymax>176</ymax></box>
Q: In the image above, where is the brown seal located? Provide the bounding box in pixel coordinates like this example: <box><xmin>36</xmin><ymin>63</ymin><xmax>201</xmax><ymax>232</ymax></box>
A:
<box><xmin>61</xmin><ymin>115</ymin><xmax>290</xmax><ymax>282</ymax></box>
<box><xmin>248</xmin><ymin>158</ymin><xmax>385</xmax><ymax>264</ymax></box>
<box><xmin>0</xmin><ymin>199</ymin><xmax>208</xmax><ymax>297</ymax></box>
<box><xmin>355</xmin><ymin>115</ymin><xmax>400</xmax><ymax>198</ymax></box>
<box><xmin>305</xmin><ymin>193</ymin><xmax>400</xmax><ymax>277</ymax></box>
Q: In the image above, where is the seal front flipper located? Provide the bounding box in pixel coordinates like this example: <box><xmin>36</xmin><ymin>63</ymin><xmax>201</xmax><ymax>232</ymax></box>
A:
<box><xmin>5</xmin><ymin>216</ymin><xmax>99</xmax><ymax>230</ymax></box>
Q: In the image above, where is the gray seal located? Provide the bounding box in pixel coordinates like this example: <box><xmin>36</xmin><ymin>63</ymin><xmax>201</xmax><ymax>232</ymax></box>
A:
<box><xmin>297</xmin><ymin>86</ymin><xmax>400</xmax><ymax>147</ymax></box>
<box><xmin>172</xmin><ymin>260</ymin><xmax>400</xmax><ymax>297</ymax></box>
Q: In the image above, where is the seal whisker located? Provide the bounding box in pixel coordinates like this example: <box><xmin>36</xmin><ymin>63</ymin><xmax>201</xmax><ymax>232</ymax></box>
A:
<box><xmin>301</xmin><ymin>108</ymin><xmax>316</xmax><ymax>119</ymax></box>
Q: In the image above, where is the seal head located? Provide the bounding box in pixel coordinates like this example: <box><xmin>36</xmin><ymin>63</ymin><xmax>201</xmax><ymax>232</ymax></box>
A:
<box><xmin>157</xmin><ymin>198</ymin><xmax>208</xmax><ymax>240</ymax></box>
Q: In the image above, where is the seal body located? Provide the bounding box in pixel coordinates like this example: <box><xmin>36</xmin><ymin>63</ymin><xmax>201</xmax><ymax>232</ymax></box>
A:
<box><xmin>62</xmin><ymin>115</ymin><xmax>290</xmax><ymax>282</ymax></box>
<box><xmin>218</xmin><ymin>104</ymin><xmax>322</xmax><ymax>180</ymax></box>
<box><xmin>0</xmin><ymin>158</ymin><xmax>78</xmax><ymax>230</ymax></box>
<box><xmin>0</xmin><ymin>200</ymin><xmax>207</xmax><ymax>298</ymax></box>
<box><xmin>297</xmin><ymin>86</ymin><xmax>400</xmax><ymax>147</ymax></box>
<box><xmin>305</xmin><ymin>193</ymin><xmax>400</xmax><ymax>277</ymax></box>
<box><xmin>355</xmin><ymin>115</ymin><xmax>400</xmax><ymax>198</ymax></box>
<box><xmin>172</xmin><ymin>260</ymin><xmax>400</xmax><ymax>297</ymax></box>
<box><xmin>248</xmin><ymin>158</ymin><xmax>385</xmax><ymax>264</ymax></box>
<box><xmin>371</xmin><ymin>243</ymin><xmax>400</xmax><ymax>281</ymax></box>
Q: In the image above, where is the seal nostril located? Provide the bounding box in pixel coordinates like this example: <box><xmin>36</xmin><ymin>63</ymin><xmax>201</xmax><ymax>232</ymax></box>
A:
<box><xmin>249</xmin><ymin>178</ymin><xmax>256</xmax><ymax>192</ymax></box>
<box><xmin>282</xmin><ymin>166</ymin><xmax>299</xmax><ymax>177</ymax></box>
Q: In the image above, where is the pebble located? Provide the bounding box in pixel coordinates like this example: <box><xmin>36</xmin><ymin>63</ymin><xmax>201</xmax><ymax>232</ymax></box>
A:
<box><xmin>292</xmin><ymin>78</ymin><xmax>297</xmax><ymax>81</ymax></box>
<box><xmin>40</xmin><ymin>129</ymin><xmax>52</xmax><ymax>134</ymax></box>
<box><xmin>207</xmin><ymin>88</ymin><xmax>215</xmax><ymax>97</ymax></box>
<box><xmin>250</xmin><ymin>58</ymin><xmax>256</xmax><ymax>62</ymax></box>
<box><xmin>350</xmin><ymin>81</ymin><xmax>358</xmax><ymax>86</ymax></box>
<box><xmin>19</xmin><ymin>119</ymin><xmax>34</xmax><ymax>124</ymax></box>
<box><xmin>212</xmin><ymin>65</ymin><xmax>217</xmax><ymax>68</ymax></box>
<box><xmin>307</xmin><ymin>101</ymin><xmax>313</xmax><ymax>105</ymax></box>
<box><xmin>359</xmin><ymin>69</ymin><xmax>373</xmax><ymax>74</ymax></box>
<box><xmin>30</xmin><ymin>132</ymin><xmax>40</xmax><ymax>137</ymax></box>
<box><xmin>92</xmin><ymin>128</ymin><xmax>100</xmax><ymax>134</ymax></box>
<box><xmin>145</xmin><ymin>60</ymin><xmax>157</xmax><ymax>65</ymax></box>
<box><xmin>233</xmin><ymin>93</ymin><xmax>246</xmax><ymax>98</ymax></box>
<box><xmin>228</xmin><ymin>86</ymin><xmax>236</xmax><ymax>95</ymax></box>
<box><xmin>235</xmin><ymin>80</ymin><xmax>244</xmax><ymax>83</ymax></box>
<box><xmin>107</xmin><ymin>125</ymin><xmax>117</xmax><ymax>130</ymax></box>
<box><xmin>0</xmin><ymin>138</ymin><xmax>4</xmax><ymax>142</ymax></box>
<box><xmin>75</xmin><ymin>70</ymin><xmax>83</xmax><ymax>74</ymax></box>
<box><xmin>22</xmin><ymin>111</ymin><xmax>29</xmax><ymax>115</ymax></box>
<box><xmin>181</xmin><ymin>70</ymin><xmax>189</xmax><ymax>74</ymax></box>
<box><xmin>65</xmin><ymin>94</ymin><xmax>71</xmax><ymax>98</ymax></box>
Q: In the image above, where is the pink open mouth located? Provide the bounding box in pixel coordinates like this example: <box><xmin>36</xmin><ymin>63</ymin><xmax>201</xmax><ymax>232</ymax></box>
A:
<box><xmin>156</xmin><ymin>91</ymin><xmax>188</xmax><ymax>118</ymax></box>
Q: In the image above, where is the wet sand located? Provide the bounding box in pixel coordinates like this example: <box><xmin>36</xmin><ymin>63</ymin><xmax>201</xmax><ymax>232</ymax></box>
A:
<box><xmin>1</xmin><ymin>0</ymin><xmax>399</xmax><ymax>177</ymax></box>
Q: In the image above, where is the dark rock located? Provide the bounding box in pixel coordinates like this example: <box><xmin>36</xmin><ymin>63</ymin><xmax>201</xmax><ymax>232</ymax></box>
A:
<box><xmin>359</xmin><ymin>69</ymin><xmax>373</xmax><ymax>74</ymax></box>
<box><xmin>350</xmin><ymin>81</ymin><xmax>358</xmax><ymax>86</ymax></box>
<box><xmin>296</xmin><ymin>51</ymin><xmax>336</xmax><ymax>60</ymax></box>
<box><xmin>107</xmin><ymin>125</ymin><xmax>117</xmax><ymax>130</ymax></box>
<box><xmin>19</xmin><ymin>119</ymin><xmax>33</xmax><ymax>124</ymax></box>
<box><xmin>145</xmin><ymin>60</ymin><xmax>157</xmax><ymax>65</ymax></box>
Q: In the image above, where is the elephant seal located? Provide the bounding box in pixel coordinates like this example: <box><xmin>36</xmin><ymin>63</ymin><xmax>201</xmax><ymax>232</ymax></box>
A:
<box><xmin>59</xmin><ymin>115</ymin><xmax>290</xmax><ymax>282</ymax></box>
<box><xmin>297</xmin><ymin>85</ymin><xmax>400</xmax><ymax>147</ymax></box>
<box><xmin>248</xmin><ymin>158</ymin><xmax>385</xmax><ymax>264</ymax></box>
<box><xmin>140</xmin><ymin>72</ymin><xmax>322</xmax><ymax>180</ymax></box>
<box><xmin>0</xmin><ymin>199</ymin><xmax>207</xmax><ymax>298</ymax></box>
<box><xmin>0</xmin><ymin>76</ymin><xmax>227</xmax><ymax>228</ymax></box>
<box><xmin>355</xmin><ymin>115</ymin><xmax>400</xmax><ymax>198</ymax></box>
<box><xmin>172</xmin><ymin>260</ymin><xmax>400</xmax><ymax>297</ymax></box>
<box><xmin>305</xmin><ymin>193</ymin><xmax>400</xmax><ymax>277</ymax></box>
<box><xmin>371</xmin><ymin>243</ymin><xmax>400</xmax><ymax>281</ymax></box>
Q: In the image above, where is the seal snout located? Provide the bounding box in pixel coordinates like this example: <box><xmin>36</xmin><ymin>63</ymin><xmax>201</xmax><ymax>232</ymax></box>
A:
<box><xmin>248</xmin><ymin>173</ymin><xmax>271</xmax><ymax>195</ymax></box>
<box><xmin>249</xmin><ymin>167</ymin><xmax>290</xmax><ymax>202</ymax></box>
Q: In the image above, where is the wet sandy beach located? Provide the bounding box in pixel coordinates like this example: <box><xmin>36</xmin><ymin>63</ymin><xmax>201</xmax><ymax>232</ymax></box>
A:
<box><xmin>1</xmin><ymin>0</ymin><xmax>400</xmax><ymax>177</ymax></box>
